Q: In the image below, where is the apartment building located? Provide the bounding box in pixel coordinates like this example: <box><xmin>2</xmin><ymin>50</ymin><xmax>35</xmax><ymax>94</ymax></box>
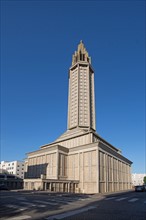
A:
<box><xmin>132</xmin><ymin>173</ymin><xmax>146</xmax><ymax>186</ymax></box>
<box><xmin>0</xmin><ymin>161</ymin><xmax>25</xmax><ymax>179</ymax></box>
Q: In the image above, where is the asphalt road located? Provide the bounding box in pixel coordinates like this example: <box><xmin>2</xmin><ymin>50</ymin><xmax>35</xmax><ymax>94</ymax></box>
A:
<box><xmin>0</xmin><ymin>190</ymin><xmax>146</xmax><ymax>220</ymax></box>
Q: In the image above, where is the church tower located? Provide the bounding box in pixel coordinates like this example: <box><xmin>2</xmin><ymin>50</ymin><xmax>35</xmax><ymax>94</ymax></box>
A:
<box><xmin>67</xmin><ymin>41</ymin><xmax>96</xmax><ymax>131</ymax></box>
<box><xmin>24</xmin><ymin>40</ymin><xmax>132</xmax><ymax>194</ymax></box>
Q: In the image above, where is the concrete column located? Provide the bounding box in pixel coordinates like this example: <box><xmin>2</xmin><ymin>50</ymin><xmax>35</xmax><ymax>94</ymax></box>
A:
<box><xmin>82</xmin><ymin>152</ymin><xmax>84</xmax><ymax>193</ymax></box>
<box><xmin>77</xmin><ymin>64</ymin><xmax>79</xmax><ymax>126</ymax></box>
<box><xmin>44</xmin><ymin>182</ymin><xmax>46</xmax><ymax>191</ymax></box>
<box><xmin>50</xmin><ymin>183</ymin><xmax>52</xmax><ymax>191</ymax></box>
<box><xmin>41</xmin><ymin>181</ymin><xmax>44</xmax><ymax>190</ymax></box>
<box><xmin>121</xmin><ymin>163</ymin><xmax>124</xmax><ymax>190</ymax></box>
<box><xmin>129</xmin><ymin>166</ymin><xmax>132</xmax><ymax>189</ymax></box>
<box><xmin>117</xmin><ymin>160</ymin><xmax>119</xmax><ymax>191</ymax></box>
<box><xmin>73</xmin><ymin>155</ymin><xmax>75</xmax><ymax>179</ymax></box>
<box><xmin>96</xmin><ymin>146</ymin><xmax>99</xmax><ymax>193</ymax></box>
<box><xmin>78</xmin><ymin>153</ymin><xmax>80</xmax><ymax>180</ymax></box>
<box><xmin>105</xmin><ymin>154</ymin><xmax>108</xmax><ymax>192</ymax></box>
<box><xmin>111</xmin><ymin>157</ymin><xmax>114</xmax><ymax>191</ymax></box>
<box><xmin>56</xmin><ymin>150</ymin><xmax>59</xmax><ymax>179</ymax></box>
<box><xmin>104</xmin><ymin>153</ymin><xmax>106</xmax><ymax>193</ymax></box>
<box><xmin>28</xmin><ymin>182</ymin><xmax>31</xmax><ymax>190</ymax></box>
<box><xmin>89</xmin><ymin>152</ymin><xmax>91</xmax><ymax>181</ymax></box>
<box><xmin>68</xmin><ymin>183</ymin><xmax>70</xmax><ymax>193</ymax></box>
<box><xmin>123</xmin><ymin>163</ymin><xmax>125</xmax><ymax>190</ymax></box>
<box><xmin>88</xmin><ymin>65</ymin><xmax>91</xmax><ymax>129</ymax></box>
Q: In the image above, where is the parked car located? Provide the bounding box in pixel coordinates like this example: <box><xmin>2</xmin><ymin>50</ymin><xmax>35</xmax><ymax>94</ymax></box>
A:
<box><xmin>135</xmin><ymin>185</ymin><xmax>144</xmax><ymax>192</ymax></box>
<box><xmin>143</xmin><ymin>184</ymin><xmax>146</xmax><ymax>192</ymax></box>
<box><xmin>0</xmin><ymin>184</ymin><xmax>9</xmax><ymax>190</ymax></box>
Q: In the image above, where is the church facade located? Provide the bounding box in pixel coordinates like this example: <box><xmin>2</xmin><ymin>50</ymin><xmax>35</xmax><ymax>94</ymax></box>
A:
<box><xmin>24</xmin><ymin>41</ymin><xmax>132</xmax><ymax>193</ymax></box>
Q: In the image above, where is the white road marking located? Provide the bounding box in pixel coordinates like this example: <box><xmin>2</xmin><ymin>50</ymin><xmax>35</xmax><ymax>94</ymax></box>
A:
<box><xmin>51</xmin><ymin>199</ymin><xmax>69</xmax><ymax>204</ymax></box>
<box><xmin>45</xmin><ymin>206</ymin><xmax>96</xmax><ymax>220</ymax></box>
<box><xmin>57</xmin><ymin>197</ymin><xmax>76</xmax><ymax>202</ymax></box>
<box><xmin>128</xmin><ymin>198</ymin><xmax>139</xmax><ymax>202</ymax></box>
<box><xmin>20</xmin><ymin>202</ymin><xmax>36</xmax><ymax>207</ymax></box>
<box><xmin>115</xmin><ymin>197</ymin><xmax>128</xmax><ymax>201</ymax></box>
<box><xmin>35</xmin><ymin>200</ymin><xmax>58</xmax><ymax>206</ymax></box>
<box><xmin>6</xmin><ymin>204</ymin><xmax>19</xmax><ymax>209</ymax></box>
<box><xmin>0</xmin><ymin>196</ymin><xmax>13</xmax><ymax>199</ymax></box>
<box><xmin>5</xmin><ymin>204</ymin><xmax>27</xmax><ymax>211</ymax></box>
<box><xmin>78</xmin><ymin>198</ymin><xmax>89</xmax><ymax>201</ymax></box>
<box><xmin>37</xmin><ymin>204</ymin><xmax>46</xmax><ymax>207</ymax></box>
<box><xmin>16</xmin><ymin>197</ymin><xmax>27</xmax><ymax>201</ymax></box>
<box><xmin>21</xmin><ymin>201</ymin><xmax>47</xmax><ymax>208</ymax></box>
<box><xmin>19</xmin><ymin>208</ymin><xmax>28</xmax><ymax>211</ymax></box>
<box><xmin>6</xmin><ymin>215</ymin><xmax>32</xmax><ymax>220</ymax></box>
<box><xmin>6</xmin><ymin>202</ymin><xmax>46</xmax><ymax>211</ymax></box>
<box><xmin>105</xmin><ymin>197</ymin><xmax>116</xmax><ymax>200</ymax></box>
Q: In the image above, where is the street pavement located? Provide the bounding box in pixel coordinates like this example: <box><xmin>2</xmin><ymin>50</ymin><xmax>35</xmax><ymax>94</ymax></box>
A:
<box><xmin>0</xmin><ymin>190</ymin><xmax>146</xmax><ymax>220</ymax></box>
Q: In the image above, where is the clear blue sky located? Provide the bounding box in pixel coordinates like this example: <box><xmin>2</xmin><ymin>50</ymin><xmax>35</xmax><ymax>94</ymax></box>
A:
<box><xmin>1</xmin><ymin>0</ymin><xmax>145</xmax><ymax>173</ymax></box>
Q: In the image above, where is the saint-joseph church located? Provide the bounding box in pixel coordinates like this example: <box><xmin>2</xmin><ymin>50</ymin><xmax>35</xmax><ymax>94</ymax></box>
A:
<box><xmin>24</xmin><ymin>41</ymin><xmax>132</xmax><ymax>193</ymax></box>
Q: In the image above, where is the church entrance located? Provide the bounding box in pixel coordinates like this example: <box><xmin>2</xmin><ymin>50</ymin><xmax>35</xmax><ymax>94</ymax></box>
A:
<box><xmin>43</xmin><ymin>180</ymin><xmax>79</xmax><ymax>193</ymax></box>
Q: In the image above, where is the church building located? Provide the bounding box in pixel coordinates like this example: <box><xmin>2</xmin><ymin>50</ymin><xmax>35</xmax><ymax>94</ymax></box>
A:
<box><xmin>24</xmin><ymin>41</ymin><xmax>132</xmax><ymax>193</ymax></box>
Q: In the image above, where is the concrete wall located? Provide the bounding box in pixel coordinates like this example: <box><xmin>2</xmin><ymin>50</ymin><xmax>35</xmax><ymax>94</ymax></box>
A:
<box><xmin>24</xmin><ymin>141</ymin><xmax>132</xmax><ymax>194</ymax></box>
<box><xmin>99</xmin><ymin>150</ymin><xmax>132</xmax><ymax>193</ymax></box>
<box><xmin>57</xmin><ymin>133</ymin><xmax>92</xmax><ymax>149</ymax></box>
<box><xmin>24</xmin><ymin>179</ymin><xmax>43</xmax><ymax>190</ymax></box>
<box><xmin>67</xmin><ymin>148</ymin><xmax>98</xmax><ymax>193</ymax></box>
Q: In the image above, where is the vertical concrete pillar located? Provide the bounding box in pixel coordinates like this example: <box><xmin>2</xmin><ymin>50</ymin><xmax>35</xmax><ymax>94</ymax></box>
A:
<box><xmin>111</xmin><ymin>157</ymin><xmax>114</xmax><ymax>191</ymax></box>
<box><xmin>105</xmin><ymin>154</ymin><xmax>108</xmax><ymax>192</ymax></box>
<box><xmin>68</xmin><ymin>183</ymin><xmax>70</xmax><ymax>193</ymax></box>
<box><xmin>82</xmin><ymin>152</ymin><xmax>84</xmax><ymax>193</ymax></box>
<box><xmin>96</xmin><ymin>146</ymin><xmax>99</xmax><ymax>193</ymax></box>
<box><xmin>77</xmin><ymin>64</ymin><xmax>79</xmax><ymax>126</ymax></box>
<box><xmin>104</xmin><ymin>153</ymin><xmax>107</xmax><ymax>193</ymax></box>
<box><xmin>41</xmin><ymin>181</ymin><xmax>44</xmax><ymax>190</ymax></box>
<box><xmin>44</xmin><ymin>182</ymin><xmax>46</xmax><ymax>191</ymax></box>
<box><xmin>50</xmin><ymin>183</ymin><xmax>52</xmax><ymax>191</ymax></box>
<box><xmin>117</xmin><ymin>160</ymin><xmax>119</xmax><ymax>191</ymax></box>
<box><xmin>78</xmin><ymin>153</ymin><xmax>80</xmax><ymax>181</ymax></box>
<box><xmin>129</xmin><ymin>166</ymin><xmax>132</xmax><ymax>189</ymax></box>
<box><xmin>121</xmin><ymin>163</ymin><xmax>124</xmax><ymax>190</ymax></box>
<box><xmin>56</xmin><ymin>150</ymin><xmax>59</xmax><ymax>179</ymax></box>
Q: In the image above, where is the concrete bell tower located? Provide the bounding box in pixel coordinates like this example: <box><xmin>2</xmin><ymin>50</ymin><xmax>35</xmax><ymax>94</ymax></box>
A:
<box><xmin>67</xmin><ymin>41</ymin><xmax>96</xmax><ymax>131</ymax></box>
